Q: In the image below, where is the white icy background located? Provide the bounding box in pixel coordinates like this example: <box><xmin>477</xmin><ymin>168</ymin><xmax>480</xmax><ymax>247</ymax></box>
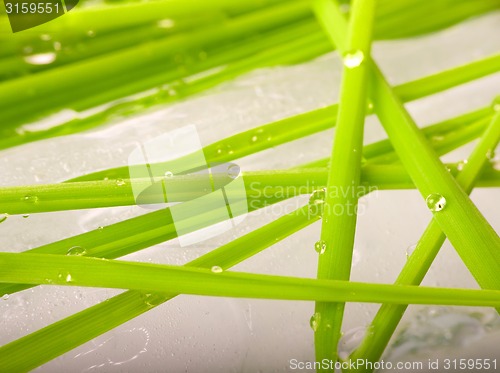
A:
<box><xmin>1</xmin><ymin>10</ymin><xmax>500</xmax><ymax>373</ymax></box>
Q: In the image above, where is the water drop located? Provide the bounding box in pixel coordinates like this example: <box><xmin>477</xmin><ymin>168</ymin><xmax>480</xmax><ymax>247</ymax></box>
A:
<box><xmin>98</xmin><ymin>226</ymin><xmax>104</xmax><ymax>231</ymax></box>
<box><xmin>2</xmin><ymin>294</ymin><xmax>9</xmax><ymax>300</ymax></box>
<box><xmin>406</xmin><ymin>244</ymin><xmax>417</xmax><ymax>259</ymax></box>
<box><xmin>456</xmin><ymin>160</ymin><xmax>468</xmax><ymax>171</ymax></box>
<box><xmin>366</xmin><ymin>100</ymin><xmax>374</xmax><ymax>112</ymax></box>
<box><xmin>211</xmin><ymin>266</ymin><xmax>223</xmax><ymax>273</ymax></box>
<box><xmin>24</xmin><ymin>52</ymin><xmax>56</xmax><ymax>65</ymax></box>
<box><xmin>87</xmin><ymin>30</ymin><xmax>96</xmax><ymax>37</ymax></box>
<box><xmin>309</xmin><ymin>188</ymin><xmax>326</xmax><ymax>217</ymax></box>
<box><xmin>215</xmin><ymin>144</ymin><xmax>233</xmax><ymax>156</ymax></box>
<box><xmin>65</xmin><ymin>273</ymin><xmax>73</xmax><ymax>283</ymax></box>
<box><xmin>314</xmin><ymin>240</ymin><xmax>327</xmax><ymax>255</ymax></box>
<box><xmin>343</xmin><ymin>50</ymin><xmax>364</xmax><ymax>69</ymax></box>
<box><xmin>22</xmin><ymin>214</ymin><xmax>29</xmax><ymax>219</ymax></box>
<box><xmin>142</xmin><ymin>293</ymin><xmax>162</xmax><ymax>307</ymax></box>
<box><xmin>426</xmin><ymin>193</ymin><xmax>446</xmax><ymax>212</ymax></box>
<box><xmin>67</xmin><ymin>246</ymin><xmax>86</xmax><ymax>256</ymax></box>
<box><xmin>164</xmin><ymin>171</ymin><xmax>173</xmax><ymax>178</ymax></box>
<box><xmin>310</xmin><ymin>312</ymin><xmax>321</xmax><ymax>332</ymax></box>
<box><xmin>227</xmin><ymin>164</ymin><xmax>240</xmax><ymax>179</ymax></box>
<box><xmin>40</xmin><ymin>34</ymin><xmax>51</xmax><ymax>41</ymax></box>
<box><xmin>0</xmin><ymin>213</ymin><xmax>7</xmax><ymax>223</ymax></box>
<box><xmin>249</xmin><ymin>129</ymin><xmax>270</xmax><ymax>144</ymax></box>
<box><xmin>116</xmin><ymin>179</ymin><xmax>126</xmax><ymax>186</ymax></box>
<box><xmin>23</xmin><ymin>195</ymin><xmax>39</xmax><ymax>204</ymax></box>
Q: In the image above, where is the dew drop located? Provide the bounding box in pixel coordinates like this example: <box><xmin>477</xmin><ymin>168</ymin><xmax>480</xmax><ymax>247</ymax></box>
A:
<box><xmin>215</xmin><ymin>144</ymin><xmax>233</xmax><ymax>156</ymax></box>
<box><xmin>308</xmin><ymin>188</ymin><xmax>326</xmax><ymax>217</ymax></box>
<box><xmin>0</xmin><ymin>213</ymin><xmax>7</xmax><ymax>224</ymax></box>
<box><xmin>116</xmin><ymin>179</ymin><xmax>126</xmax><ymax>186</ymax></box>
<box><xmin>66</xmin><ymin>273</ymin><xmax>73</xmax><ymax>283</ymax></box>
<box><xmin>164</xmin><ymin>171</ymin><xmax>173</xmax><ymax>178</ymax></box>
<box><xmin>426</xmin><ymin>193</ymin><xmax>446</xmax><ymax>212</ymax></box>
<box><xmin>314</xmin><ymin>240</ymin><xmax>327</xmax><ymax>255</ymax></box>
<box><xmin>456</xmin><ymin>160</ymin><xmax>468</xmax><ymax>171</ymax></box>
<box><xmin>249</xmin><ymin>129</ymin><xmax>270</xmax><ymax>144</ymax></box>
<box><xmin>406</xmin><ymin>244</ymin><xmax>417</xmax><ymax>259</ymax></box>
<box><xmin>67</xmin><ymin>246</ymin><xmax>86</xmax><ymax>256</ymax></box>
<box><xmin>2</xmin><ymin>294</ymin><xmax>9</xmax><ymax>300</ymax></box>
<box><xmin>366</xmin><ymin>100</ymin><xmax>374</xmax><ymax>112</ymax></box>
<box><xmin>142</xmin><ymin>293</ymin><xmax>162</xmax><ymax>307</ymax></box>
<box><xmin>86</xmin><ymin>30</ymin><xmax>96</xmax><ymax>37</ymax></box>
<box><xmin>22</xmin><ymin>214</ymin><xmax>30</xmax><ymax>218</ymax></box>
<box><xmin>227</xmin><ymin>164</ymin><xmax>240</xmax><ymax>179</ymax></box>
<box><xmin>211</xmin><ymin>266</ymin><xmax>223</xmax><ymax>273</ymax></box>
<box><xmin>24</xmin><ymin>52</ymin><xmax>56</xmax><ymax>65</ymax></box>
<box><xmin>343</xmin><ymin>50</ymin><xmax>364</xmax><ymax>69</ymax></box>
<box><xmin>23</xmin><ymin>195</ymin><xmax>39</xmax><ymax>204</ymax></box>
<box><xmin>310</xmin><ymin>312</ymin><xmax>321</xmax><ymax>332</ymax></box>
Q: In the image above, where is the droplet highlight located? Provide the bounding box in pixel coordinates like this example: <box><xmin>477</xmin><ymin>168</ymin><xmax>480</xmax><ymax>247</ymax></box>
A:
<box><xmin>227</xmin><ymin>164</ymin><xmax>240</xmax><ymax>179</ymax></box>
<box><xmin>24</xmin><ymin>52</ymin><xmax>56</xmax><ymax>65</ymax></box>
<box><xmin>343</xmin><ymin>50</ymin><xmax>364</xmax><ymax>69</ymax></box>
<box><xmin>426</xmin><ymin>194</ymin><xmax>446</xmax><ymax>212</ymax></box>
<box><xmin>211</xmin><ymin>266</ymin><xmax>223</xmax><ymax>273</ymax></box>
<box><xmin>406</xmin><ymin>244</ymin><xmax>417</xmax><ymax>259</ymax></box>
<box><xmin>310</xmin><ymin>312</ymin><xmax>321</xmax><ymax>332</ymax></box>
<box><xmin>309</xmin><ymin>188</ymin><xmax>326</xmax><ymax>217</ymax></box>
<box><xmin>23</xmin><ymin>195</ymin><xmax>39</xmax><ymax>204</ymax></box>
<box><xmin>314</xmin><ymin>240</ymin><xmax>327</xmax><ymax>255</ymax></box>
<box><xmin>67</xmin><ymin>246</ymin><xmax>87</xmax><ymax>256</ymax></box>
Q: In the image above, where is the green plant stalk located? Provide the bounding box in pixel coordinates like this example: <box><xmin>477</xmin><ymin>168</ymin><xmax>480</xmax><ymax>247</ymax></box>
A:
<box><xmin>0</xmin><ymin>0</ymin><xmax>312</xmax><ymax>120</ymax></box>
<box><xmin>0</xmin><ymin>117</ymin><xmax>495</xmax><ymax>215</ymax></box>
<box><xmin>0</xmin><ymin>13</ymin><xmax>229</xmax><ymax>79</ymax></box>
<box><xmin>2</xmin><ymin>126</ymin><xmax>498</xmax><ymax>214</ymax></box>
<box><xmin>366</xmin><ymin>115</ymin><xmax>490</xmax><ymax>164</ymax></box>
<box><xmin>0</xmin><ymin>19</ymin><xmax>326</xmax><ymax>150</ymax></box>
<box><xmin>0</xmin><ymin>0</ymin><xmax>289</xmax><ymax>37</ymax></box>
<box><xmin>0</xmin><ymin>189</ymin><xmax>289</xmax><ymax>296</ymax></box>
<box><xmin>301</xmin><ymin>107</ymin><xmax>493</xmax><ymax>168</ymax></box>
<box><xmin>3</xmin><ymin>252</ymin><xmax>500</xmax><ymax>309</ymax></box>
<box><xmin>315</xmin><ymin>0</ymin><xmax>500</xmax><ymax>296</ymax></box>
<box><xmin>0</xmin><ymin>161</ymin><xmax>500</xmax><ymax>370</ymax></box>
<box><xmin>69</xmin><ymin>53</ymin><xmax>500</xmax><ymax>183</ymax></box>
<box><xmin>312</xmin><ymin>0</ymin><xmax>375</xmax><ymax>365</ymax></box>
<box><xmin>2</xmin><ymin>160</ymin><xmax>500</xmax><ymax>298</ymax></box>
<box><xmin>348</xmin><ymin>109</ymin><xmax>500</xmax><ymax>372</ymax></box>
<box><xmin>0</xmin><ymin>204</ymin><xmax>317</xmax><ymax>371</ymax></box>
<box><xmin>1</xmin><ymin>13</ymin><xmax>499</xmax><ymax>150</ymax></box>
